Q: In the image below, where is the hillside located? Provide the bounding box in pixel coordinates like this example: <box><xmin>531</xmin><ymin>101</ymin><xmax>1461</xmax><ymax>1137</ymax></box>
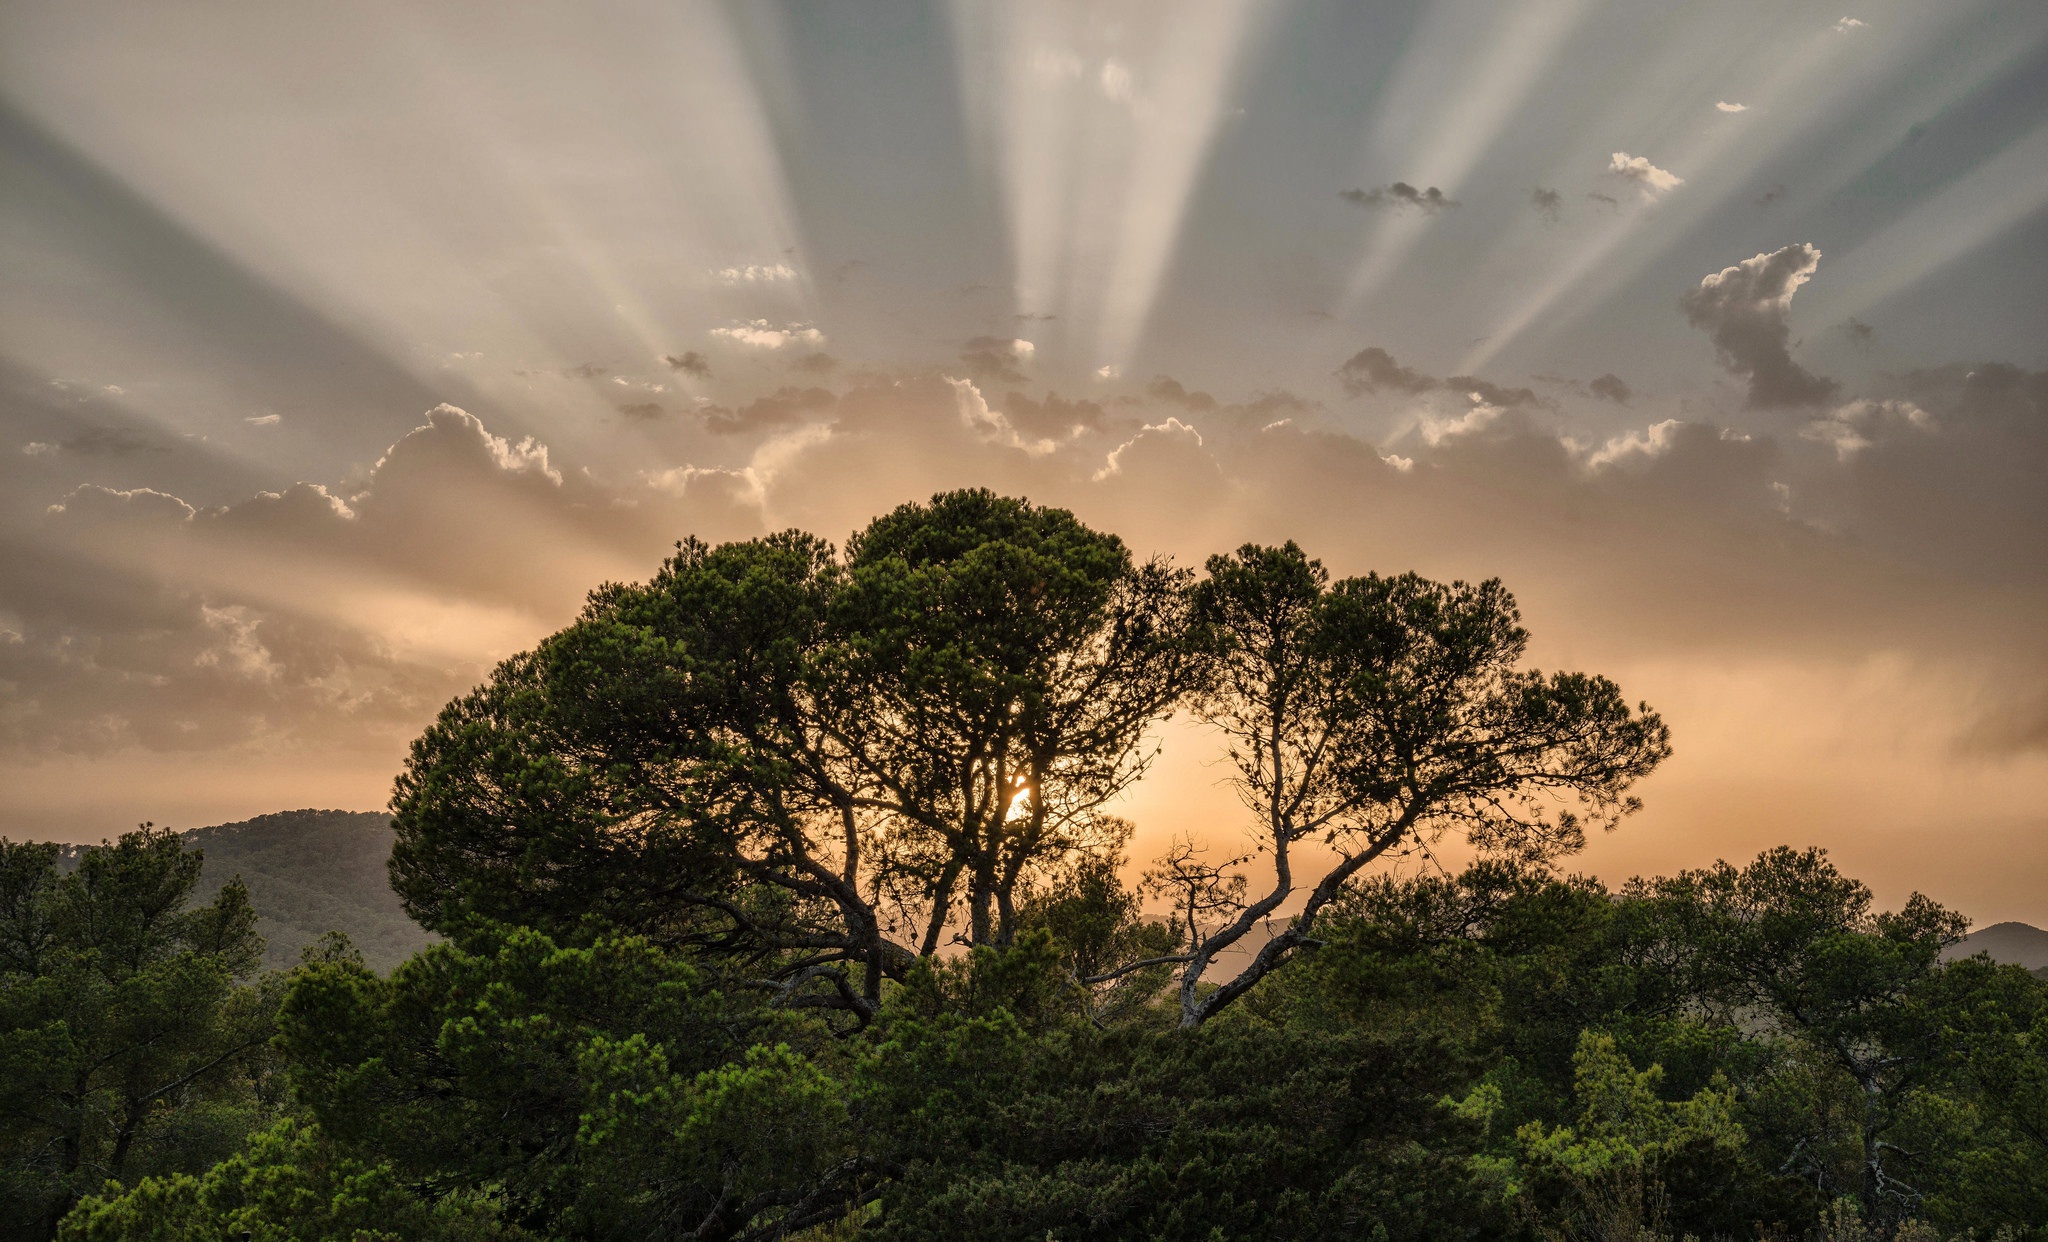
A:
<box><xmin>48</xmin><ymin>809</ymin><xmax>427</xmax><ymax>972</ymax></box>
<box><xmin>1946</xmin><ymin>919</ymin><xmax>2048</xmax><ymax>979</ymax></box>
<box><xmin>172</xmin><ymin>809</ymin><xmax>432</xmax><ymax>972</ymax></box>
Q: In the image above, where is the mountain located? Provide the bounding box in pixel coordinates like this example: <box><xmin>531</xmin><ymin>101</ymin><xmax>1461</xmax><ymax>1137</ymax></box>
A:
<box><xmin>1944</xmin><ymin>920</ymin><xmax>2048</xmax><ymax>979</ymax></box>
<box><xmin>176</xmin><ymin>809</ymin><xmax>433</xmax><ymax>972</ymax></box>
<box><xmin>50</xmin><ymin>809</ymin><xmax>430</xmax><ymax>973</ymax></box>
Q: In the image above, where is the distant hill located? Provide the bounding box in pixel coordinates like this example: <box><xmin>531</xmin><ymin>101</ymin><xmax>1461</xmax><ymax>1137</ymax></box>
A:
<box><xmin>58</xmin><ymin>809</ymin><xmax>432</xmax><ymax>973</ymax></box>
<box><xmin>1944</xmin><ymin>921</ymin><xmax>2048</xmax><ymax>979</ymax></box>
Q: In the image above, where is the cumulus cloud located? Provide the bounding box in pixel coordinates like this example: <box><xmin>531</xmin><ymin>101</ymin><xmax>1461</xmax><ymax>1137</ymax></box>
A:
<box><xmin>713</xmin><ymin>263</ymin><xmax>798</xmax><ymax>284</ymax></box>
<box><xmin>948</xmin><ymin>377</ymin><xmax>1054</xmax><ymax>455</ymax></box>
<box><xmin>959</xmin><ymin>337</ymin><xmax>1036</xmax><ymax>385</ymax></box>
<box><xmin>1589</xmin><ymin>373</ymin><xmax>1633</xmax><ymax>404</ymax></box>
<box><xmin>1416</xmin><ymin>395</ymin><xmax>1505</xmax><ymax>446</ymax></box>
<box><xmin>1609</xmin><ymin>152</ymin><xmax>1684</xmax><ymax>197</ymax></box>
<box><xmin>1445</xmin><ymin>376</ymin><xmax>1541</xmax><ymax>409</ymax></box>
<box><xmin>1146</xmin><ymin>377</ymin><xmax>1220</xmax><ymax>412</ymax></box>
<box><xmin>1336</xmin><ymin>346</ymin><xmax>1436</xmax><ymax>396</ymax></box>
<box><xmin>1802</xmin><ymin>398</ymin><xmax>1931</xmax><ymax>460</ymax></box>
<box><xmin>1341</xmin><ymin>182</ymin><xmax>1458</xmax><ymax>212</ymax></box>
<box><xmin>662</xmin><ymin>351</ymin><xmax>711</xmax><ymax>377</ymax></box>
<box><xmin>712</xmin><ymin>320</ymin><xmax>825</xmax><ymax>349</ymax></box>
<box><xmin>1680</xmin><ymin>243</ymin><xmax>1838</xmax><ymax>409</ymax></box>
<box><xmin>1093</xmin><ymin>417</ymin><xmax>1207</xmax><ymax>481</ymax></box>
<box><xmin>702</xmin><ymin>386</ymin><xmax>836</xmax><ymax>436</ymax></box>
<box><xmin>1716</xmin><ymin>101</ymin><xmax>1748</xmax><ymax>113</ymax></box>
<box><xmin>998</xmin><ymin>391</ymin><xmax>1104</xmax><ymax>439</ymax></box>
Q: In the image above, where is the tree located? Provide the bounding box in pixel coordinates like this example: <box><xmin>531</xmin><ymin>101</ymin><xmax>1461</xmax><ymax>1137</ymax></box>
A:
<box><xmin>0</xmin><ymin>828</ymin><xmax>272</xmax><ymax>1241</ymax></box>
<box><xmin>1642</xmin><ymin>846</ymin><xmax>1971</xmax><ymax>1225</ymax></box>
<box><xmin>1139</xmin><ymin>543</ymin><xmax>1670</xmax><ymax>1027</ymax></box>
<box><xmin>390</xmin><ymin>490</ymin><xmax>1198</xmax><ymax>1021</ymax></box>
<box><xmin>275</xmin><ymin>926</ymin><xmax>869</xmax><ymax>1241</ymax></box>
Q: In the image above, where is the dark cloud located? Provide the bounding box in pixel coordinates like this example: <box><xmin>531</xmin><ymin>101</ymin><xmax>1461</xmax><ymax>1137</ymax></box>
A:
<box><xmin>661</xmin><ymin>351</ymin><xmax>711</xmax><ymax>377</ymax></box>
<box><xmin>1846</xmin><ymin>318</ymin><xmax>1875</xmax><ymax>350</ymax></box>
<box><xmin>1340</xmin><ymin>182</ymin><xmax>1457</xmax><ymax>212</ymax></box>
<box><xmin>998</xmin><ymin>391</ymin><xmax>1104</xmax><ymax>439</ymax></box>
<box><xmin>1145</xmin><ymin>377</ymin><xmax>1220</xmax><ymax>412</ymax></box>
<box><xmin>1679</xmin><ymin>244</ymin><xmax>1838</xmax><ymax>409</ymax></box>
<box><xmin>1755</xmin><ymin>184</ymin><xmax>1787</xmax><ymax>208</ymax></box>
<box><xmin>617</xmin><ymin>402</ymin><xmax>664</xmax><ymax>421</ymax></box>
<box><xmin>1530</xmin><ymin>188</ymin><xmax>1562</xmax><ymax>222</ymax></box>
<box><xmin>1589</xmin><ymin>373</ymin><xmax>1632</xmax><ymax>404</ymax></box>
<box><xmin>701</xmin><ymin>385</ymin><xmax>836</xmax><ymax>436</ymax></box>
<box><xmin>958</xmin><ymin>336</ymin><xmax>1035</xmax><ymax>384</ymax></box>
<box><xmin>1958</xmin><ymin>690</ymin><xmax>2048</xmax><ymax>757</ymax></box>
<box><xmin>1445</xmin><ymin>376</ymin><xmax>1541</xmax><ymax>408</ymax></box>
<box><xmin>1587</xmin><ymin>192</ymin><xmax>1621</xmax><ymax>210</ymax></box>
<box><xmin>1335</xmin><ymin>347</ymin><xmax>1436</xmax><ymax>397</ymax></box>
<box><xmin>789</xmin><ymin>351</ymin><xmax>838</xmax><ymax>375</ymax></box>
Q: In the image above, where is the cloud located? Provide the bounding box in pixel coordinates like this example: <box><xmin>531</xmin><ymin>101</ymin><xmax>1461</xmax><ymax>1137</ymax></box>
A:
<box><xmin>1341</xmin><ymin>183</ymin><xmax>1458</xmax><ymax>212</ymax></box>
<box><xmin>1416</xmin><ymin>395</ymin><xmax>1506</xmax><ymax>446</ymax></box>
<box><xmin>662</xmin><ymin>351</ymin><xmax>711</xmax><ymax>377</ymax></box>
<box><xmin>1609</xmin><ymin>152</ymin><xmax>1684</xmax><ymax>197</ymax></box>
<box><xmin>713</xmin><ymin>263</ymin><xmax>797</xmax><ymax>284</ymax></box>
<box><xmin>1756</xmin><ymin>184</ymin><xmax>1787</xmax><ymax>208</ymax></box>
<box><xmin>1145</xmin><ymin>377</ymin><xmax>1220</xmax><ymax>412</ymax></box>
<box><xmin>1531</xmin><ymin>188</ymin><xmax>1563</xmax><ymax>222</ymax></box>
<box><xmin>712</xmin><ymin>320</ymin><xmax>825</xmax><ymax>349</ymax></box>
<box><xmin>998</xmin><ymin>391</ymin><xmax>1105</xmax><ymax>439</ymax></box>
<box><xmin>1094</xmin><ymin>417</ymin><xmax>1207</xmax><ymax>481</ymax></box>
<box><xmin>1845</xmin><ymin>318</ymin><xmax>1875</xmax><ymax>350</ymax></box>
<box><xmin>1716</xmin><ymin>101</ymin><xmax>1749</xmax><ymax>113</ymax></box>
<box><xmin>1587</xmin><ymin>192</ymin><xmax>1621</xmax><ymax>210</ymax></box>
<box><xmin>245</xmin><ymin>413</ymin><xmax>282</xmax><ymax>427</ymax></box>
<box><xmin>789</xmin><ymin>351</ymin><xmax>838</xmax><ymax>375</ymax></box>
<box><xmin>1589</xmin><ymin>373</ymin><xmax>1633</xmax><ymax>404</ymax></box>
<box><xmin>959</xmin><ymin>337</ymin><xmax>1036</xmax><ymax>385</ymax></box>
<box><xmin>1445</xmin><ymin>376</ymin><xmax>1541</xmax><ymax>408</ymax></box>
<box><xmin>1802</xmin><ymin>398</ymin><xmax>1931</xmax><ymax>460</ymax></box>
<box><xmin>1681</xmin><ymin>244</ymin><xmax>1839</xmax><ymax>409</ymax></box>
<box><xmin>14</xmin><ymin>426</ymin><xmax>174</xmax><ymax>457</ymax></box>
<box><xmin>1095</xmin><ymin>365</ymin><xmax>1122</xmax><ymax>380</ymax></box>
<box><xmin>1336</xmin><ymin>347</ymin><xmax>1436</xmax><ymax>396</ymax></box>
<box><xmin>618</xmin><ymin>402</ymin><xmax>665</xmax><ymax>421</ymax></box>
<box><xmin>948</xmin><ymin>377</ymin><xmax>1054</xmax><ymax>455</ymax></box>
<box><xmin>1834</xmin><ymin>16</ymin><xmax>1866</xmax><ymax>32</ymax></box>
<box><xmin>702</xmin><ymin>386</ymin><xmax>836</xmax><ymax>436</ymax></box>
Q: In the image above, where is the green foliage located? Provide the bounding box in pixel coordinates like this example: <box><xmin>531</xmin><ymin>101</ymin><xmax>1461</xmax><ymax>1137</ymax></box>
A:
<box><xmin>0</xmin><ymin>828</ymin><xmax>274</xmax><ymax>1241</ymax></box>
<box><xmin>274</xmin><ymin>924</ymin><xmax>869</xmax><ymax>1239</ymax></box>
<box><xmin>57</xmin><ymin>1120</ymin><xmax>520</xmax><ymax>1242</ymax></box>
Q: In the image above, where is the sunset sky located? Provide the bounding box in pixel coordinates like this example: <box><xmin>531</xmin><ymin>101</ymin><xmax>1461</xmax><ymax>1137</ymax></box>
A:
<box><xmin>2</xmin><ymin>0</ymin><xmax>2044</xmax><ymax>924</ymax></box>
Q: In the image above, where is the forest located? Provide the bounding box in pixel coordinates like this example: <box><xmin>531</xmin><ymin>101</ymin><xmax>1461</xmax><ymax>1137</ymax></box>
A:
<box><xmin>3</xmin><ymin>489</ymin><xmax>2044</xmax><ymax>1241</ymax></box>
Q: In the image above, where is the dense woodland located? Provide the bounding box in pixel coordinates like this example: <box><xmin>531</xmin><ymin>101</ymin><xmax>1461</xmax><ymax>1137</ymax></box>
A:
<box><xmin>3</xmin><ymin>490</ymin><xmax>2044</xmax><ymax>1241</ymax></box>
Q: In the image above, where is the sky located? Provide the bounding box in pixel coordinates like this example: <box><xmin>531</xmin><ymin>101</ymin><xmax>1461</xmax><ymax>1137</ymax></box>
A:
<box><xmin>2</xmin><ymin>0</ymin><xmax>2044</xmax><ymax>925</ymax></box>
